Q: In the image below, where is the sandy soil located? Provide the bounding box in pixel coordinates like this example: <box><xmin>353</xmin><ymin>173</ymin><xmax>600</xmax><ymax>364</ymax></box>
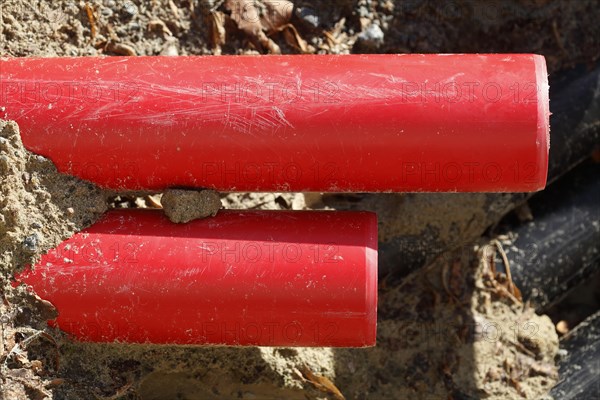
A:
<box><xmin>2</xmin><ymin>0</ymin><xmax>599</xmax><ymax>399</ymax></box>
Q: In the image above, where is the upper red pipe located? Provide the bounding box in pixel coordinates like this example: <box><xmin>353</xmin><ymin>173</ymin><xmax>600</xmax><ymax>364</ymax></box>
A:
<box><xmin>0</xmin><ymin>54</ymin><xmax>549</xmax><ymax>192</ymax></box>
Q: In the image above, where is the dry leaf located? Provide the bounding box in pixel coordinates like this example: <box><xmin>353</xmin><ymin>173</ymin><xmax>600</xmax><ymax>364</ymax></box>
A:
<box><xmin>106</xmin><ymin>42</ymin><xmax>137</xmax><ymax>56</ymax></box>
<box><xmin>262</xmin><ymin>0</ymin><xmax>294</xmax><ymax>32</ymax></box>
<box><xmin>220</xmin><ymin>0</ymin><xmax>312</xmax><ymax>54</ymax></box>
<box><xmin>280</xmin><ymin>24</ymin><xmax>314</xmax><ymax>53</ymax></box>
<box><xmin>84</xmin><ymin>3</ymin><xmax>97</xmax><ymax>41</ymax></box>
<box><xmin>300</xmin><ymin>365</ymin><xmax>345</xmax><ymax>400</ymax></box>
<box><xmin>209</xmin><ymin>11</ymin><xmax>226</xmax><ymax>55</ymax></box>
<box><xmin>225</xmin><ymin>0</ymin><xmax>263</xmax><ymax>38</ymax></box>
<box><xmin>144</xmin><ymin>194</ymin><xmax>163</xmax><ymax>209</ymax></box>
<box><xmin>45</xmin><ymin>378</ymin><xmax>66</xmax><ymax>388</ymax></box>
<box><xmin>148</xmin><ymin>19</ymin><xmax>173</xmax><ymax>36</ymax></box>
<box><xmin>224</xmin><ymin>0</ymin><xmax>281</xmax><ymax>54</ymax></box>
<box><xmin>168</xmin><ymin>0</ymin><xmax>181</xmax><ymax>19</ymax></box>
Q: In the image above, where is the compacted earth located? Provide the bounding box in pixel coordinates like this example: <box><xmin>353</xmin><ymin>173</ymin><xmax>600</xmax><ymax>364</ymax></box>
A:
<box><xmin>1</xmin><ymin>0</ymin><xmax>599</xmax><ymax>399</ymax></box>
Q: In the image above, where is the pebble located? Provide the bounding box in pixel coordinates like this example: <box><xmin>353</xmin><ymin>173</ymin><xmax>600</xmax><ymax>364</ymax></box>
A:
<box><xmin>101</xmin><ymin>8</ymin><xmax>113</xmax><ymax>17</ymax></box>
<box><xmin>23</xmin><ymin>233</ymin><xmax>39</xmax><ymax>252</ymax></box>
<box><xmin>0</xmin><ymin>154</ymin><xmax>9</xmax><ymax>172</ymax></box>
<box><xmin>122</xmin><ymin>1</ymin><xmax>138</xmax><ymax>18</ymax></box>
<box><xmin>161</xmin><ymin>45</ymin><xmax>179</xmax><ymax>56</ymax></box>
<box><xmin>358</xmin><ymin>6</ymin><xmax>370</xmax><ymax>18</ymax></box>
<box><xmin>21</xmin><ymin>171</ymin><xmax>30</xmax><ymax>183</ymax></box>
<box><xmin>358</xmin><ymin>23</ymin><xmax>384</xmax><ymax>48</ymax></box>
<box><xmin>295</xmin><ymin>7</ymin><xmax>320</xmax><ymax>29</ymax></box>
<box><xmin>556</xmin><ymin>348</ymin><xmax>569</xmax><ymax>360</ymax></box>
<box><xmin>161</xmin><ymin>37</ymin><xmax>180</xmax><ymax>56</ymax></box>
<box><xmin>161</xmin><ymin>189</ymin><xmax>221</xmax><ymax>224</ymax></box>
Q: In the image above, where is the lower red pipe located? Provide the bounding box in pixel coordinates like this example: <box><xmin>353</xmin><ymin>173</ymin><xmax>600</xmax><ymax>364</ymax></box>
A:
<box><xmin>0</xmin><ymin>54</ymin><xmax>549</xmax><ymax>192</ymax></box>
<box><xmin>16</xmin><ymin>210</ymin><xmax>378</xmax><ymax>347</ymax></box>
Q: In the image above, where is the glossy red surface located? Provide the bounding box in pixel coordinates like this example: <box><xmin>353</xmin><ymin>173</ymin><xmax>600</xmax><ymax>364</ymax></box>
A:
<box><xmin>16</xmin><ymin>210</ymin><xmax>378</xmax><ymax>347</ymax></box>
<box><xmin>0</xmin><ymin>54</ymin><xmax>549</xmax><ymax>192</ymax></box>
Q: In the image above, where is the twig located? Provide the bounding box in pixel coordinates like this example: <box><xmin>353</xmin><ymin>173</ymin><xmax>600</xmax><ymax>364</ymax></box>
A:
<box><xmin>84</xmin><ymin>3</ymin><xmax>97</xmax><ymax>41</ymax></box>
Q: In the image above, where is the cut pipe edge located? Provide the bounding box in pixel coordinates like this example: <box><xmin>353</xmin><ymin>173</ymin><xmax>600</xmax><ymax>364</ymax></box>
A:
<box><xmin>534</xmin><ymin>54</ymin><xmax>550</xmax><ymax>189</ymax></box>
<box><xmin>0</xmin><ymin>54</ymin><xmax>550</xmax><ymax>192</ymax></box>
<box><xmin>15</xmin><ymin>210</ymin><xmax>378</xmax><ymax>347</ymax></box>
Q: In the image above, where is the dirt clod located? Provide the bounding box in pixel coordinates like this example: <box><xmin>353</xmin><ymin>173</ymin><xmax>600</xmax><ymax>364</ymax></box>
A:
<box><xmin>0</xmin><ymin>120</ymin><xmax>107</xmax><ymax>273</ymax></box>
<box><xmin>0</xmin><ymin>119</ymin><xmax>108</xmax><ymax>398</ymax></box>
<box><xmin>161</xmin><ymin>189</ymin><xmax>221</xmax><ymax>223</ymax></box>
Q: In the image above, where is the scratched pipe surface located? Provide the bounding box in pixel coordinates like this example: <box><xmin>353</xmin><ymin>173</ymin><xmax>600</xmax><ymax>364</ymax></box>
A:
<box><xmin>0</xmin><ymin>54</ymin><xmax>549</xmax><ymax>192</ymax></box>
<box><xmin>326</xmin><ymin>62</ymin><xmax>600</xmax><ymax>278</ymax></box>
<box><xmin>16</xmin><ymin>210</ymin><xmax>378</xmax><ymax>347</ymax></box>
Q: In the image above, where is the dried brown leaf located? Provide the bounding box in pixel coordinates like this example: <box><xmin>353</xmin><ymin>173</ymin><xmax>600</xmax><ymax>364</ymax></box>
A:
<box><xmin>225</xmin><ymin>0</ymin><xmax>262</xmax><ymax>37</ymax></box>
<box><xmin>262</xmin><ymin>0</ymin><xmax>294</xmax><ymax>32</ymax></box>
<box><xmin>300</xmin><ymin>365</ymin><xmax>345</xmax><ymax>400</ymax></box>
<box><xmin>168</xmin><ymin>0</ymin><xmax>181</xmax><ymax>19</ymax></box>
<box><xmin>84</xmin><ymin>3</ymin><xmax>97</xmax><ymax>41</ymax></box>
<box><xmin>224</xmin><ymin>0</ymin><xmax>281</xmax><ymax>54</ymax></box>
<box><xmin>106</xmin><ymin>42</ymin><xmax>137</xmax><ymax>56</ymax></box>
<box><xmin>45</xmin><ymin>378</ymin><xmax>66</xmax><ymax>388</ymax></box>
<box><xmin>148</xmin><ymin>19</ymin><xmax>173</xmax><ymax>36</ymax></box>
<box><xmin>257</xmin><ymin>30</ymin><xmax>281</xmax><ymax>54</ymax></box>
<box><xmin>144</xmin><ymin>194</ymin><xmax>163</xmax><ymax>209</ymax></box>
<box><xmin>31</xmin><ymin>292</ymin><xmax>58</xmax><ymax>321</ymax></box>
<box><xmin>94</xmin><ymin>378</ymin><xmax>133</xmax><ymax>400</ymax></box>
<box><xmin>281</xmin><ymin>24</ymin><xmax>314</xmax><ymax>54</ymax></box>
<box><xmin>209</xmin><ymin>11</ymin><xmax>227</xmax><ymax>55</ymax></box>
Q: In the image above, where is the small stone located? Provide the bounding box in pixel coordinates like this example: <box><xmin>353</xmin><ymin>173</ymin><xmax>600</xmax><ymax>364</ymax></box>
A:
<box><xmin>0</xmin><ymin>137</ymin><xmax>9</xmax><ymax>150</ymax></box>
<box><xmin>161</xmin><ymin>189</ymin><xmax>221</xmax><ymax>224</ymax></box>
<box><xmin>122</xmin><ymin>1</ymin><xmax>138</xmax><ymax>18</ymax></box>
<box><xmin>66</xmin><ymin>207</ymin><xmax>75</xmax><ymax>215</ymax></box>
<box><xmin>129</xmin><ymin>22</ymin><xmax>141</xmax><ymax>31</ymax></box>
<box><xmin>31</xmin><ymin>222</ymin><xmax>42</xmax><ymax>229</ymax></box>
<box><xmin>23</xmin><ymin>233</ymin><xmax>39</xmax><ymax>252</ymax></box>
<box><xmin>358</xmin><ymin>23</ymin><xmax>384</xmax><ymax>48</ymax></box>
<box><xmin>295</xmin><ymin>7</ymin><xmax>320</xmax><ymax>29</ymax></box>
<box><xmin>358</xmin><ymin>6</ymin><xmax>370</xmax><ymax>18</ymax></box>
<box><xmin>0</xmin><ymin>154</ymin><xmax>10</xmax><ymax>172</ymax></box>
<box><xmin>556</xmin><ymin>320</ymin><xmax>569</xmax><ymax>335</ymax></box>
<box><xmin>161</xmin><ymin>43</ymin><xmax>179</xmax><ymax>56</ymax></box>
<box><xmin>101</xmin><ymin>7</ymin><xmax>113</xmax><ymax>17</ymax></box>
<box><xmin>556</xmin><ymin>348</ymin><xmax>568</xmax><ymax>360</ymax></box>
<box><xmin>115</xmin><ymin>27</ymin><xmax>128</xmax><ymax>36</ymax></box>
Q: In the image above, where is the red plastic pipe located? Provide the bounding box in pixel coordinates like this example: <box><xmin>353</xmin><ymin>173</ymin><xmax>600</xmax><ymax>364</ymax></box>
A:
<box><xmin>16</xmin><ymin>210</ymin><xmax>378</xmax><ymax>347</ymax></box>
<box><xmin>0</xmin><ymin>54</ymin><xmax>549</xmax><ymax>192</ymax></box>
